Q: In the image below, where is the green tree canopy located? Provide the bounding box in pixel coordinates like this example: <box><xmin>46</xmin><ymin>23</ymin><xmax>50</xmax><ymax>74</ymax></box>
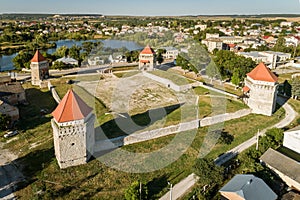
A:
<box><xmin>291</xmin><ymin>77</ymin><xmax>300</xmax><ymax>99</ymax></box>
<box><xmin>193</xmin><ymin>158</ymin><xmax>223</xmax><ymax>187</ymax></box>
<box><xmin>12</xmin><ymin>50</ymin><xmax>33</xmax><ymax>70</ymax></box>
<box><xmin>124</xmin><ymin>181</ymin><xmax>148</xmax><ymax>200</ymax></box>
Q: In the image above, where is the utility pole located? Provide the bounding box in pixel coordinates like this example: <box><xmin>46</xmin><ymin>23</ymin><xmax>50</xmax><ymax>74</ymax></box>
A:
<box><xmin>256</xmin><ymin>129</ymin><xmax>260</xmax><ymax>151</ymax></box>
<box><xmin>168</xmin><ymin>182</ymin><xmax>173</xmax><ymax>200</ymax></box>
<box><xmin>139</xmin><ymin>181</ymin><xmax>142</xmax><ymax>200</ymax></box>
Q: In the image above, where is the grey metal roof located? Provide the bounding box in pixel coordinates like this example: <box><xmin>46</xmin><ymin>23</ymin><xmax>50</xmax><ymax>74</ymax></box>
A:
<box><xmin>260</xmin><ymin>148</ymin><xmax>300</xmax><ymax>184</ymax></box>
<box><xmin>219</xmin><ymin>174</ymin><xmax>277</xmax><ymax>200</ymax></box>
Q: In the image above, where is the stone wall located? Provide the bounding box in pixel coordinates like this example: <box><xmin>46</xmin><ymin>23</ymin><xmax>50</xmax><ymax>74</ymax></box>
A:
<box><xmin>200</xmin><ymin>109</ymin><xmax>251</xmax><ymax>127</ymax></box>
<box><xmin>48</xmin><ymin>81</ymin><xmax>61</xmax><ymax>104</ymax></box>
<box><xmin>94</xmin><ymin>119</ymin><xmax>199</xmax><ymax>152</ymax></box>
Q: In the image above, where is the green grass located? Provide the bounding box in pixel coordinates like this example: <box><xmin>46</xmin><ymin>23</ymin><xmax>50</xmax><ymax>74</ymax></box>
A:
<box><xmin>149</xmin><ymin>70</ymin><xmax>194</xmax><ymax>86</ymax></box>
<box><xmin>199</xmin><ymin>96</ymin><xmax>248</xmax><ymax>118</ymax></box>
<box><xmin>113</xmin><ymin>71</ymin><xmax>139</xmax><ymax>78</ymax></box>
<box><xmin>277</xmin><ymin>146</ymin><xmax>300</xmax><ymax>162</ymax></box>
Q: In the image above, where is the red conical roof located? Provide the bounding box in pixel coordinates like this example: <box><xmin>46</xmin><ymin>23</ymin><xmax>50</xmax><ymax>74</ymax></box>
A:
<box><xmin>31</xmin><ymin>50</ymin><xmax>46</xmax><ymax>62</ymax></box>
<box><xmin>247</xmin><ymin>62</ymin><xmax>278</xmax><ymax>83</ymax></box>
<box><xmin>52</xmin><ymin>89</ymin><xmax>93</xmax><ymax>123</ymax></box>
<box><xmin>140</xmin><ymin>45</ymin><xmax>155</xmax><ymax>55</ymax></box>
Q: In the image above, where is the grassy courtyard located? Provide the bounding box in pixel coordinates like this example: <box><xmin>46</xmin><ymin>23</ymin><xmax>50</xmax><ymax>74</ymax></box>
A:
<box><xmin>2</xmin><ymin>83</ymin><xmax>283</xmax><ymax>199</ymax></box>
<box><xmin>0</xmin><ymin>75</ymin><xmax>287</xmax><ymax>199</ymax></box>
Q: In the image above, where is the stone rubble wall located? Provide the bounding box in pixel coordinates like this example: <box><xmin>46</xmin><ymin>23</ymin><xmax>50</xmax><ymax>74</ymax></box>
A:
<box><xmin>94</xmin><ymin>119</ymin><xmax>199</xmax><ymax>152</ymax></box>
<box><xmin>48</xmin><ymin>81</ymin><xmax>61</xmax><ymax>103</ymax></box>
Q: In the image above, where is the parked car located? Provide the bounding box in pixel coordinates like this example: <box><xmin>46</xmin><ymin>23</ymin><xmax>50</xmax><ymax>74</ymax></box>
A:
<box><xmin>4</xmin><ymin>130</ymin><xmax>19</xmax><ymax>138</ymax></box>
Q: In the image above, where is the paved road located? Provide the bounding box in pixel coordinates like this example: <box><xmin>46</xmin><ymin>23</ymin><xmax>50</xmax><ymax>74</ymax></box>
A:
<box><xmin>159</xmin><ymin>174</ymin><xmax>198</xmax><ymax>200</ymax></box>
<box><xmin>160</xmin><ymin>97</ymin><xmax>297</xmax><ymax>200</ymax></box>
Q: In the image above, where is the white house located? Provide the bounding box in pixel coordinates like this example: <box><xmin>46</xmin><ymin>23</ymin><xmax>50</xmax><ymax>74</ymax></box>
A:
<box><xmin>283</xmin><ymin>126</ymin><xmax>300</xmax><ymax>154</ymax></box>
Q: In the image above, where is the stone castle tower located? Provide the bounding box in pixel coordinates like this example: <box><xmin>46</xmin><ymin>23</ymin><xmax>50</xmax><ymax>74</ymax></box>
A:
<box><xmin>139</xmin><ymin>45</ymin><xmax>156</xmax><ymax>71</ymax></box>
<box><xmin>30</xmin><ymin>50</ymin><xmax>49</xmax><ymax>86</ymax></box>
<box><xmin>243</xmin><ymin>62</ymin><xmax>278</xmax><ymax>116</ymax></box>
<box><xmin>51</xmin><ymin>89</ymin><xmax>95</xmax><ymax>169</ymax></box>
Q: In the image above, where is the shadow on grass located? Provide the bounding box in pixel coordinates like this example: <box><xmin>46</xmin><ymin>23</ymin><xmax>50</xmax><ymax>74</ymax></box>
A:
<box><xmin>96</xmin><ymin>103</ymin><xmax>183</xmax><ymax>139</ymax></box>
<box><xmin>0</xmin><ymin>147</ymin><xmax>55</xmax><ymax>198</ymax></box>
<box><xmin>16</xmin><ymin>88</ymin><xmax>57</xmax><ymax>131</ymax></box>
<box><xmin>147</xmin><ymin>175</ymin><xmax>169</xmax><ymax>199</ymax></box>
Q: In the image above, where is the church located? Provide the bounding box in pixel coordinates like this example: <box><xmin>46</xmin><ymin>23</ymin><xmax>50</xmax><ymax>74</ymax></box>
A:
<box><xmin>242</xmin><ymin>62</ymin><xmax>278</xmax><ymax>116</ymax></box>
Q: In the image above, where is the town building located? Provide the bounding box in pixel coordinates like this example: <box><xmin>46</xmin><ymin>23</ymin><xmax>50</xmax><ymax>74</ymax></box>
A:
<box><xmin>283</xmin><ymin>126</ymin><xmax>300</xmax><ymax>155</ymax></box>
<box><xmin>0</xmin><ymin>100</ymin><xmax>19</xmax><ymax>121</ymax></box>
<box><xmin>260</xmin><ymin>148</ymin><xmax>300</xmax><ymax>191</ymax></box>
<box><xmin>0</xmin><ymin>76</ymin><xmax>26</xmax><ymax>122</ymax></box>
<box><xmin>243</xmin><ymin>63</ymin><xmax>278</xmax><ymax>116</ymax></box>
<box><xmin>161</xmin><ymin>47</ymin><xmax>179</xmax><ymax>59</ymax></box>
<box><xmin>53</xmin><ymin>56</ymin><xmax>79</xmax><ymax>66</ymax></box>
<box><xmin>239</xmin><ymin>51</ymin><xmax>291</xmax><ymax>69</ymax></box>
<box><xmin>219</xmin><ymin>174</ymin><xmax>277</xmax><ymax>200</ymax></box>
<box><xmin>139</xmin><ymin>45</ymin><xmax>156</xmax><ymax>71</ymax></box>
<box><xmin>51</xmin><ymin>89</ymin><xmax>95</xmax><ymax>169</ymax></box>
<box><xmin>201</xmin><ymin>38</ymin><xmax>223</xmax><ymax>53</ymax></box>
<box><xmin>219</xmin><ymin>36</ymin><xmax>244</xmax><ymax>44</ymax></box>
<box><xmin>30</xmin><ymin>50</ymin><xmax>49</xmax><ymax>86</ymax></box>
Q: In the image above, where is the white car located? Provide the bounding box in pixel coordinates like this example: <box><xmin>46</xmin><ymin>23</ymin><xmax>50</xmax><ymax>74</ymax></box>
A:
<box><xmin>4</xmin><ymin>130</ymin><xmax>19</xmax><ymax>138</ymax></box>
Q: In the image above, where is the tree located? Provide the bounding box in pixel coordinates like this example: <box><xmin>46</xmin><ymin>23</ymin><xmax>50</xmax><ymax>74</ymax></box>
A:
<box><xmin>193</xmin><ymin>158</ymin><xmax>223</xmax><ymax>187</ymax></box>
<box><xmin>218</xmin><ymin>131</ymin><xmax>234</xmax><ymax>145</ymax></box>
<box><xmin>157</xmin><ymin>53</ymin><xmax>164</xmax><ymax>64</ymax></box>
<box><xmin>273</xmin><ymin>37</ymin><xmax>286</xmax><ymax>52</ymax></box>
<box><xmin>258</xmin><ymin>128</ymin><xmax>284</xmax><ymax>153</ymax></box>
<box><xmin>0</xmin><ymin>114</ymin><xmax>11</xmax><ymax>130</ymax></box>
<box><xmin>231</xmin><ymin>70</ymin><xmax>240</xmax><ymax>86</ymax></box>
<box><xmin>69</xmin><ymin>45</ymin><xmax>81</xmax><ymax>61</ymax></box>
<box><xmin>124</xmin><ymin>181</ymin><xmax>148</xmax><ymax>200</ymax></box>
<box><xmin>291</xmin><ymin>78</ymin><xmax>300</xmax><ymax>99</ymax></box>
<box><xmin>54</xmin><ymin>46</ymin><xmax>68</xmax><ymax>58</ymax></box>
<box><xmin>206</xmin><ymin>62</ymin><xmax>220</xmax><ymax>79</ymax></box>
<box><xmin>12</xmin><ymin>50</ymin><xmax>33</xmax><ymax>70</ymax></box>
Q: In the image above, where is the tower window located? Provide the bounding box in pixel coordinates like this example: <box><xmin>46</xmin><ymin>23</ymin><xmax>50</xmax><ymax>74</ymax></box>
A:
<box><xmin>71</xmin><ymin>143</ymin><xmax>75</xmax><ymax>146</ymax></box>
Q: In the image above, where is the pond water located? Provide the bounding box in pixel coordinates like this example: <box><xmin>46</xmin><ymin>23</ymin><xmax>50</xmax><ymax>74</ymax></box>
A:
<box><xmin>0</xmin><ymin>39</ymin><xmax>142</xmax><ymax>71</ymax></box>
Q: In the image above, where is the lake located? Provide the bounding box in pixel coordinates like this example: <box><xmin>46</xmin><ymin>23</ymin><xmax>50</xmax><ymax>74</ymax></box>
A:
<box><xmin>0</xmin><ymin>39</ymin><xmax>142</xmax><ymax>71</ymax></box>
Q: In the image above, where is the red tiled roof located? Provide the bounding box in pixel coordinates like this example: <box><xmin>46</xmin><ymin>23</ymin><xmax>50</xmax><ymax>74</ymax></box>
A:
<box><xmin>52</xmin><ymin>89</ymin><xmax>93</xmax><ymax>123</ymax></box>
<box><xmin>243</xmin><ymin>86</ymin><xmax>250</xmax><ymax>93</ymax></box>
<box><xmin>140</xmin><ymin>60</ymin><xmax>150</xmax><ymax>63</ymax></box>
<box><xmin>140</xmin><ymin>45</ymin><xmax>155</xmax><ymax>55</ymax></box>
<box><xmin>247</xmin><ymin>62</ymin><xmax>278</xmax><ymax>83</ymax></box>
<box><xmin>262</xmin><ymin>36</ymin><xmax>270</xmax><ymax>40</ymax></box>
<box><xmin>31</xmin><ymin>50</ymin><xmax>46</xmax><ymax>62</ymax></box>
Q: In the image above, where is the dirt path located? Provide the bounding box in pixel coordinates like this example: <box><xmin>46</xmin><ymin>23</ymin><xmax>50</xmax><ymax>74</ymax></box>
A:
<box><xmin>0</xmin><ymin>143</ymin><xmax>24</xmax><ymax>200</ymax></box>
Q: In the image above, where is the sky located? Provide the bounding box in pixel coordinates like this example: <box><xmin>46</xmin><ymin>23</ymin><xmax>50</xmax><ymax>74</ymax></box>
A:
<box><xmin>1</xmin><ymin>0</ymin><xmax>300</xmax><ymax>16</ymax></box>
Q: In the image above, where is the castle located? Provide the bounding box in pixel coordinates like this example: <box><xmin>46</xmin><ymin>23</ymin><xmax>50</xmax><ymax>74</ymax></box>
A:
<box><xmin>243</xmin><ymin>62</ymin><xmax>278</xmax><ymax>116</ymax></box>
<box><xmin>139</xmin><ymin>45</ymin><xmax>156</xmax><ymax>71</ymax></box>
<box><xmin>51</xmin><ymin>89</ymin><xmax>95</xmax><ymax>169</ymax></box>
<box><xmin>30</xmin><ymin>50</ymin><xmax>49</xmax><ymax>87</ymax></box>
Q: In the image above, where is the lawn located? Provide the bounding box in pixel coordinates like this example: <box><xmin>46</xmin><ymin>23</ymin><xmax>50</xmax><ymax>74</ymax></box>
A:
<box><xmin>149</xmin><ymin>70</ymin><xmax>194</xmax><ymax>86</ymax></box>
